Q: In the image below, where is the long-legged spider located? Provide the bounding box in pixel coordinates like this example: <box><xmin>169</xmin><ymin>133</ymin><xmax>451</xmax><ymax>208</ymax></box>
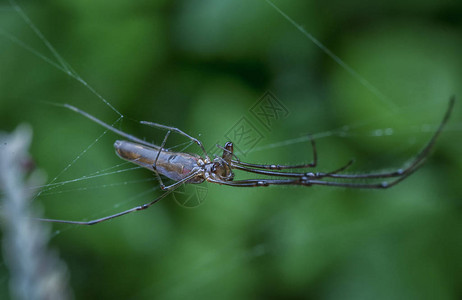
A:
<box><xmin>39</xmin><ymin>97</ymin><xmax>455</xmax><ymax>225</ymax></box>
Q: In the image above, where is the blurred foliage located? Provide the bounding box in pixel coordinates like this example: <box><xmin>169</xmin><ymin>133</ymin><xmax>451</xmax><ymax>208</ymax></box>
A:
<box><xmin>0</xmin><ymin>0</ymin><xmax>461</xmax><ymax>299</ymax></box>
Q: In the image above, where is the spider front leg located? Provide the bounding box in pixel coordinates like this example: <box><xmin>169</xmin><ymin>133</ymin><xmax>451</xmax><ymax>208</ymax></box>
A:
<box><xmin>230</xmin><ymin>159</ymin><xmax>354</xmax><ymax>180</ymax></box>
<box><xmin>314</xmin><ymin>97</ymin><xmax>455</xmax><ymax>181</ymax></box>
<box><xmin>232</xmin><ymin>135</ymin><xmax>318</xmax><ymax>170</ymax></box>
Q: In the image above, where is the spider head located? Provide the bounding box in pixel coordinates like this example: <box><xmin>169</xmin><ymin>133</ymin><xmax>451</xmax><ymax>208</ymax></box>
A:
<box><xmin>210</xmin><ymin>142</ymin><xmax>235</xmax><ymax>181</ymax></box>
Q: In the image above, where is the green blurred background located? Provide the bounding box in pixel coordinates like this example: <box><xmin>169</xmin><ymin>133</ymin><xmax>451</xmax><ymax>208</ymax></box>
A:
<box><xmin>1</xmin><ymin>0</ymin><xmax>462</xmax><ymax>299</ymax></box>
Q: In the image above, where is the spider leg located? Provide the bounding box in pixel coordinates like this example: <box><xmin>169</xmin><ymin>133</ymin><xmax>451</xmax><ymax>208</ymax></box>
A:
<box><xmin>316</xmin><ymin>96</ymin><xmax>455</xmax><ymax>180</ymax></box>
<box><xmin>64</xmin><ymin>104</ymin><xmax>161</xmax><ymax>150</ymax></box>
<box><xmin>206</xmin><ymin>177</ymin><xmax>288</xmax><ymax>187</ymax></box>
<box><xmin>159</xmin><ymin>170</ymin><xmax>203</xmax><ymax>191</ymax></box>
<box><xmin>152</xmin><ymin>130</ymin><xmax>171</xmax><ymax>190</ymax></box>
<box><xmin>304</xmin><ymin>175</ymin><xmax>415</xmax><ymax>189</ymax></box>
<box><xmin>231</xmin><ymin>135</ymin><xmax>317</xmax><ymax>170</ymax></box>
<box><xmin>211</xmin><ymin>97</ymin><xmax>454</xmax><ymax>189</ymax></box>
<box><xmin>230</xmin><ymin>159</ymin><xmax>354</xmax><ymax>179</ymax></box>
<box><xmin>231</xmin><ymin>165</ymin><xmax>305</xmax><ymax>178</ymax></box>
<box><xmin>140</xmin><ymin>121</ymin><xmax>209</xmax><ymax>161</ymax></box>
<box><xmin>205</xmin><ymin>177</ymin><xmax>367</xmax><ymax>187</ymax></box>
<box><xmin>315</xmin><ymin>159</ymin><xmax>355</xmax><ymax>177</ymax></box>
<box><xmin>36</xmin><ymin>188</ymin><xmax>175</xmax><ymax>225</ymax></box>
<box><xmin>36</xmin><ymin>170</ymin><xmax>203</xmax><ymax>225</ymax></box>
<box><xmin>205</xmin><ymin>165</ymin><xmax>414</xmax><ymax>189</ymax></box>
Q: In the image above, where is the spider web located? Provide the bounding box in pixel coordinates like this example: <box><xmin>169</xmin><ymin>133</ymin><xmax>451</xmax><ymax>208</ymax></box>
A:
<box><xmin>0</xmin><ymin>0</ymin><xmax>460</xmax><ymax>299</ymax></box>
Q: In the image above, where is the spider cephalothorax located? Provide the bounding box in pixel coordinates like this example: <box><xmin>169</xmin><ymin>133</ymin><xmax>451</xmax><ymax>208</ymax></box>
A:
<box><xmin>208</xmin><ymin>142</ymin><xmax>235</xmax><ymax>182</ymax></box>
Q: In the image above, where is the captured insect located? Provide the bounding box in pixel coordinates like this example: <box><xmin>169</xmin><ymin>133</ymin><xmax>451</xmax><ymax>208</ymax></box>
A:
<box><xmin>39</xmin><ymin>97</ymin><xmax>455</xmax><ymax>225</ymax></box>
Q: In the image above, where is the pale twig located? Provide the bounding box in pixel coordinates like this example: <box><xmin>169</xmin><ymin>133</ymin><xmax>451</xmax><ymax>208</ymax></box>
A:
<box><xmin>0</xmin><ymin>125</ymin><xmax>73</xmax><ymax>300</ymax></box>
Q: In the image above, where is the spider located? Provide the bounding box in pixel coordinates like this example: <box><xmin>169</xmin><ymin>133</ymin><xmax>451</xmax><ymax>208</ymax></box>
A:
<box><xmin>38</xmin><ymin>97</ymin><xmax>455</xmax><ymax>225</ymax></box>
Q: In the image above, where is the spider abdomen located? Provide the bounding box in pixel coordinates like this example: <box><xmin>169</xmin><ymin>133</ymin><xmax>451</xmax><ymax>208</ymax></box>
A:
<box><xmin>114</xmin><ymin>140</ymin><xmax>204</xmax><ymax>183</ymax></box>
